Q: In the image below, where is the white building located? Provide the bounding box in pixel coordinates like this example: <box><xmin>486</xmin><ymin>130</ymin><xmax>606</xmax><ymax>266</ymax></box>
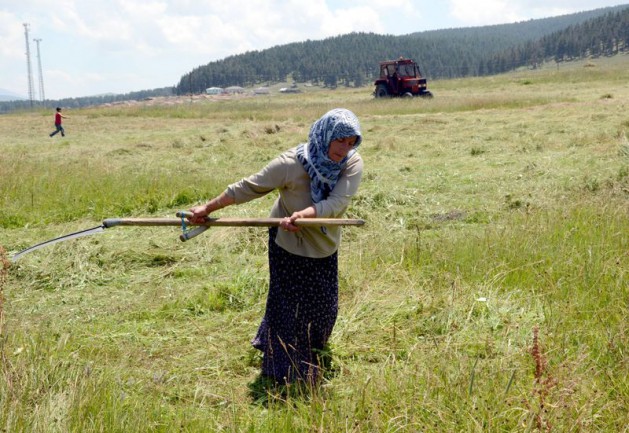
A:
<box><xmin>225</xmin><ymin>86</ymin><xmax>245</xmax><ymax>94</ymax></box>
<box><xmin>205</xmin><ymin>87</ymin><xmax>223</xmax><ymax>95</ymax></box>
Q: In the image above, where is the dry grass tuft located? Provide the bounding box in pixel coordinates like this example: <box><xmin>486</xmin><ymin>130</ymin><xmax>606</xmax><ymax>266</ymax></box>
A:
<box><xmin>527</xmin><ymin>326</ymin><xmax>558</xmax><ymax>432</ymax></box>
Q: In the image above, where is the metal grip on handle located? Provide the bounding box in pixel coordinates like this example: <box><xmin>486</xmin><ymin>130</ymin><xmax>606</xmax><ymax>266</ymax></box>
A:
<box><xmin>176</xmin><ymin>211</ymin><xmax>194</xmax><ymax>219</ymax></box>
<box><xmin>177</xmin><ymin>210</ymin><xmax>210</xmax><ymax>242</ymax></box>
<box><xmin>179</xmin><ymin>225</ymin><xmax>210</xmax><ymax>242</ymax></box>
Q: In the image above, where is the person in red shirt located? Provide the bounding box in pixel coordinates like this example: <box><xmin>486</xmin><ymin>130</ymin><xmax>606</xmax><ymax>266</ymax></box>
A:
<box><xmin>49</xmin><ymin>107</ymin><xmax>68</xmax><ymax>137</ymax></box>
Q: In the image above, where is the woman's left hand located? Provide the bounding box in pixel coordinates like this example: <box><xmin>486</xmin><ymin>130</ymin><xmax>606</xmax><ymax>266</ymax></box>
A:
<box><xmin>280</xmin><ymin>206</ymin><xmax>317</xmax><ymax>232</ymax></box>
<box><xmin>280</xmin><ymin>216</ymin><xmax>300</xmax><ymax>232</ymax></box>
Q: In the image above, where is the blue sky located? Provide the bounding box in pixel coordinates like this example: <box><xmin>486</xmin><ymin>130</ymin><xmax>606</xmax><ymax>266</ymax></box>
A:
<box><xmin>1</xmin><ymin>0</ymin><xmax>626</xmax><ymax>100</ymax></box>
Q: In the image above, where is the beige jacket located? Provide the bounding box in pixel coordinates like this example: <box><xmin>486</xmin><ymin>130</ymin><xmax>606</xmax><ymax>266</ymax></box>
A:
<box><xmin>225</xmin><ymin>146</ymin><xmax>363</xmax><ymax>258</ymax></box>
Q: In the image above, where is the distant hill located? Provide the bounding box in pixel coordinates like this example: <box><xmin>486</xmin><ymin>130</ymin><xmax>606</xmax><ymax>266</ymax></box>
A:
<box><xmin>0</xmin><ymin>89</ymin><xmax>25</xmax><ymax>102</ymax></box>
<box><xmin>175</xmin><ymin>4</ymin><xmax>629</xmax><ymax>93</ymax></box>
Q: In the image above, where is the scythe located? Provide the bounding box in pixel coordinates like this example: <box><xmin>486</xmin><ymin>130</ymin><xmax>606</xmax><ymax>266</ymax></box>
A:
<box><xmin>11</xmin><ymin>211</ymin><xmax>365</xmax><ymax>262</ymax></box>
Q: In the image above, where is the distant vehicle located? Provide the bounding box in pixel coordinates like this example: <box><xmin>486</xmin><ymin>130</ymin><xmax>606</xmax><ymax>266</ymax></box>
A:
<box><xmin>374</xmin><ymin>58</ymin><xmax>433</xmax><ymax>98</ymax></box>
<box><xmin>279</xmin><ymin>87</ymin><xmax>301</xmax><ymax>94</ymax></box>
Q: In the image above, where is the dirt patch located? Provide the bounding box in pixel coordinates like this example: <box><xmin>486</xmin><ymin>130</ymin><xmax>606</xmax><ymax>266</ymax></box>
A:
<box><xmin>430</xmin><ymin>210</ymin><xmax>467</xmax><ymax>222</ymax></box>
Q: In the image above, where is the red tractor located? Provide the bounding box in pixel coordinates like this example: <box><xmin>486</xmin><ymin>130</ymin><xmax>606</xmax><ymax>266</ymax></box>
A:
<box><xmin>374</xmin><ymin>58</ymin><xmax>433</xmax><ymax>98</ymax></box>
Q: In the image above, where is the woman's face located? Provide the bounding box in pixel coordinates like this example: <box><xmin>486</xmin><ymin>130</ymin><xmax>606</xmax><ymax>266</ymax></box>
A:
<box><xmin>328</xmin><ymin>136</ymin><xmax>358</xmax><ymax>162</ymax></box>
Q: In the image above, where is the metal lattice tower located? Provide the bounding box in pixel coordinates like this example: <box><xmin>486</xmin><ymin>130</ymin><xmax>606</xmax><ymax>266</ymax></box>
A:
<box><xmin>33</xmin><ymin>38</ymin><xmax>45</xmax><ymax>102</ymax></box>
<box><xmin>23</xmin><ymin>23</ymin><xmax>35</xmax><ymax>107</ymax></box>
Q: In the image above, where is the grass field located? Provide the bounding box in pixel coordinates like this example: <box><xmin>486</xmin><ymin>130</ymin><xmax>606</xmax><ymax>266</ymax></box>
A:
<box><xmin>1</xmin><ymin>56</ymin><xmax>628</xmax><ymax>432</ymax></box>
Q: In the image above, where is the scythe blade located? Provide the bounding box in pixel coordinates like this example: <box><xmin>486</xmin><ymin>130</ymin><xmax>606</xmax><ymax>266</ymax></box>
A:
<box><xmin>11</xmin><ymin>225</ymin><xmax>105</xmax><ymax>262</ymax></box>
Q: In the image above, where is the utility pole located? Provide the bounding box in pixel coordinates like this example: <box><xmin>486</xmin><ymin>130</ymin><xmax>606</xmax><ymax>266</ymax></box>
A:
<box><xmin>33</xmin><ymin>38</ymin><xmax>45</xmax><ymax>102</ymax></box>
<box><xmin>23</xmin><ymin>23</ymin><xmax>35</xmax><ymax>108</ymax></box>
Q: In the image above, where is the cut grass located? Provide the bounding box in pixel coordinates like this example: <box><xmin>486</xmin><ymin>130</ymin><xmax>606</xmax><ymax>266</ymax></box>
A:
<box><xmin>1</xmin><ymin>55</ymin><xmax>628</xmax><ymax>432</ymax></box>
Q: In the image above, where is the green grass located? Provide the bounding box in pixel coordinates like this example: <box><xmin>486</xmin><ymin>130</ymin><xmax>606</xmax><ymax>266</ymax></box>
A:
<box><xmin>1</xmin><ymin>56</ymin><xmax>628</xmax><ymax>432</ymax></box>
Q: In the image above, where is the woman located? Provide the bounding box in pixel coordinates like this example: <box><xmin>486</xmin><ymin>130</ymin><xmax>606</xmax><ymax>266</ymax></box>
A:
<box><xmin>187</xmin><ymin>108</ymin><xmax>363</xmax><ymax>385</ymax></box>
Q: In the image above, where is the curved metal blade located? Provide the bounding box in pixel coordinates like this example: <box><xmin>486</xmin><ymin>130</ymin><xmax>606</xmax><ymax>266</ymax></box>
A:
<box><xmin>11</xmin><ymin>225</ymin><xmax>105</xmax><ymax>262</ymax></box>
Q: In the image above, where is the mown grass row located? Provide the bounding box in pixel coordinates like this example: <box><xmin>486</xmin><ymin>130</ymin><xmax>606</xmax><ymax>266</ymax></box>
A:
<box><xmin>1</xmin><ymin>196</ymin><xmax>626</xmax><ymax>431</ymax></box>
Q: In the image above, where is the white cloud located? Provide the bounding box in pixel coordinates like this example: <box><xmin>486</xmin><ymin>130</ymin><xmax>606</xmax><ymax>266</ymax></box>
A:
<box><xmin>320</xmin><ymin>6</ymin><xmax>385</xmax><ymax>35</ymax></box>
<box><xmin>448</xmin><ymin>0</ymin><xmax>525</xmax><ymax>26</ymax></box>
<box><xmin>447</xmin><ymin>0</ymin><xmax>620</xmax><ymax>26</ymax></box>
<box><xmin>0</xmin><ymin>13</ymin><xmax>25</xmax><ymax>60</ymax></box>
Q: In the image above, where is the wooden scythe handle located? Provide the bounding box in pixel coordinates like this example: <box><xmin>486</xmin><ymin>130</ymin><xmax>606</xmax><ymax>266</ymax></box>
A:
<box><xmin>101</xmin><ymin>212</ymin><xmax>365</xmax><ymax>242</ymax></box>
<box><xmin>103</xmin><ymin>216</ymin><xmax>365</xmax><ymax>228</ymax></box>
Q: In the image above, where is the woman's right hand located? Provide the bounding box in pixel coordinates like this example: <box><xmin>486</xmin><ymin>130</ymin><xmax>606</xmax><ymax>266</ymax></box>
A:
<box><xmin>187</xmin><ymin>203</ymin><xmax>210</xmax><ymax>224</ymax></box>
<box><xmin>187</xmin><ymin>193</ymin><xmax>235</xmax><ymax>224</ymax></box>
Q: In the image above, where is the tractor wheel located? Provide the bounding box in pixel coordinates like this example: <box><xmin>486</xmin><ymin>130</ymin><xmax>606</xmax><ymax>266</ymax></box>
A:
<box><xmin>375</xmin><ymin>85</ymin><xmax>389</xmax><ymax>98</ymax></box>
<box><xmin>402</xmin><ymin>92</ymin><xmax>413</xmax><ymax>98</ymax></box>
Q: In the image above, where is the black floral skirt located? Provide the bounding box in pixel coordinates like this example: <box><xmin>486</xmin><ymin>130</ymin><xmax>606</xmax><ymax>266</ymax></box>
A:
<box><xmin>251</xmin><ymin>227</ymin><xmax>338</xmax><ymax>384</ymax></box>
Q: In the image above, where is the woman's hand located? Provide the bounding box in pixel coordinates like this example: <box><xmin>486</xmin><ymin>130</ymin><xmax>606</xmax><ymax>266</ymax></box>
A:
<box><xmin>187</xmin><ymin>203</ymin><xmax>210</xmax><ymax>224</ymax></box>
<box><xmin>280</xmin><ymin>206</ymin><xmax>317</xmax><ymax>232</ymax></box>
<box><xmin>280</xmin><ymin>216</ymin><xmax>300</xmax><ymax>232</ymax></box>
<box><xmin>187</xmin><ymin>193</ymin><xmax>235</xmax><ymax>224</ymax></box>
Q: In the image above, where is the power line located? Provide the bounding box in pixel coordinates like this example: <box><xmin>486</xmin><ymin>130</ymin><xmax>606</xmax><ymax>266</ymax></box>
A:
<box><xmin>33</xmin><ymin>38</ymin><xmax>45</xmax><ymax>102</ymax></box>
<box><xmin>23</xmin><ymin>23</ymin><xmax>35</xmax><ymax>107</ymax></box>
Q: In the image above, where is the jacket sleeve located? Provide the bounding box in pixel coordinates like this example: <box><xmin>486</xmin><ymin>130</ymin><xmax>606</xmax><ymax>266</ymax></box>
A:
<box><xmin>225</xmin><ymin>153</ymin><xmax>288</xmax><ymax>203</ymax></box>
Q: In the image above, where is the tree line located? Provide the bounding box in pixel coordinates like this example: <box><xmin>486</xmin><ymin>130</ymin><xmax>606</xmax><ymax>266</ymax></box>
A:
<box><xmin>1</xmin><ymin>4</ymin><xmax>627</xmax><ymax>113</ymax></box>
<box><xmin>175</xmin><ymin>5</ymin><xmax>628</xmax><ymax>93</ymax></box>
<box><xmin>0</xmin><ymin>87</ymin><xmax>174</xmax><ymax>114</ymax></box>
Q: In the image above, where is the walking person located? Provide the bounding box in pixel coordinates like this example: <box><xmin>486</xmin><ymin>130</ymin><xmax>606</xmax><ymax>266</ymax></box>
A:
<box><xmin>187</xmin><ymin>108</ymin><xmax>363</xmax><ymax>388</ymax></box>
<box><xmin>49</xmin><ymin>107</ymin><xmax>68</xmax><ymax>137</ymax></box>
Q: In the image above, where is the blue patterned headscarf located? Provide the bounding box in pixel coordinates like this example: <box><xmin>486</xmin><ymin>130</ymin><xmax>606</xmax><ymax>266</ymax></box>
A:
<box><xmin>296</xmin><ymin>108</ymin><xmax>362</xmax><ymax>203</ymax></box>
